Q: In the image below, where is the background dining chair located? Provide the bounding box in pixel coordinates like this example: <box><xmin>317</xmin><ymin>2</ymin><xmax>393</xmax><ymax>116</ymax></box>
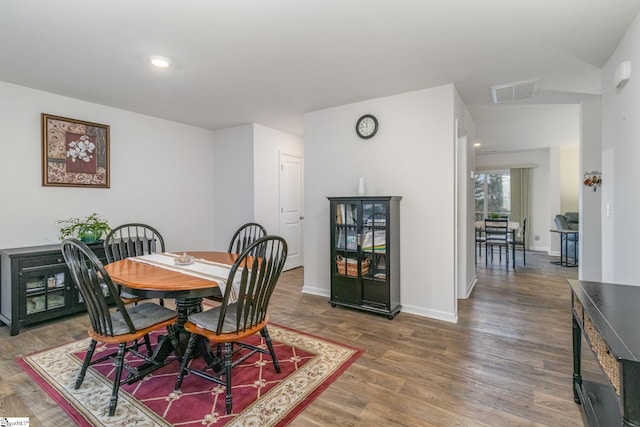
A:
<box><xmin>61</xmin><ymin>238</ymin><xmax>181</xmax><ymax>417</ymax></box>
<box><xmin>205</xmin><ymin>222</ymin><xmax>268</xmax><ymax>303</ymax></box>
<box><xmin>175</xmin><ymin>235</ymin><xmax>288</xmax><ymax>415</ymax></box>
<box><xmin>104</xmin><ymin>223</ymin><xmax>166</xmax><ymax>306</ymax></box>
<box><xmin>484</xmin><ymin>218</ymin><xmax>510</xmax><ymax>268</ymax></box>
<box><xmin>227</xmin><ymin>222</ymin><xmax>267</xmax><ymax>255</ymax></box>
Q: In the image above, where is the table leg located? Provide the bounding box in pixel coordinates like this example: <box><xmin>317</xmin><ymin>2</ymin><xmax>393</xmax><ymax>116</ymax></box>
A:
<box><xmin>572</xmin><ymin>314</ymin><xmax>582</xmax><ymax>403</ymax></box>
<box><xmin>174</xmin><ymin>297</ymin><xmax>222</xmax><ymax>371</ymax></box>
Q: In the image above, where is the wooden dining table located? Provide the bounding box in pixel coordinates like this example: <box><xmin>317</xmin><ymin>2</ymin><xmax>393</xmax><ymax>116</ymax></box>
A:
<box><xmin>104</xmin><ymin>251</ymin><xmax>238</xmax><ymax>368</ymax></box>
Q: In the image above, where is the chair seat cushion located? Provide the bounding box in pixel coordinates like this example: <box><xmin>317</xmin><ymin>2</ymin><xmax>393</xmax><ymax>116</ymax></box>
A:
<box><xmin>188</xmin><ymin>303</ymin><xmax>241</xmax><ymax>333</ymax></box>
<box><xmin>110</xmin><ymin>302</ymin><xmax>176</xmax><ymax>335</ymax></box>
<box><xmin>120</xmin><ymin>290</ymin><xmax>141</xmax><ymax>300</ymax></box>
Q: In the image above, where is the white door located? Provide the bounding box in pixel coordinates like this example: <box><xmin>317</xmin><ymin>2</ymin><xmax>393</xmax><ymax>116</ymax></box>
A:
<box><xmin>280</xmin><ymin>153</ymin><xmax>303</xmax><ymax>270</ymax></box>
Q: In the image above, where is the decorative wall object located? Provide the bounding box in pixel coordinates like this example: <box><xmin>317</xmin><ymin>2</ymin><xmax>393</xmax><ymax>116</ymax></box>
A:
<box><xmin>41</xmin><ymin>113</ymin><xmax>110</xmax><ymax>188</ymax></box>
<box><xmin>583</xmin><ymin>171</ymin><xmax>602</xmax><ymax>192</ymax></box>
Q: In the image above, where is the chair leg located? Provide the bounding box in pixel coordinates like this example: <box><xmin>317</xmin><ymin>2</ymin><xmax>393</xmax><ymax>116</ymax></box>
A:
<box><xmin>506</xmin><ymin>245</ymin><xmax>509</xmax><ymax>269</ymax></box>
<box><xmin>144</xmin><ymin>334</ymin><xmax>153</xmax><ymax>357</ymax></box>
<box><xmin>224</xmin><ymin>342</ymin><xmax>233</xmax><ymax>415</ymax></box>
<box><xmin>485</xmin><ymin>244</ymin><xmax>489</xmax><ymax>267</ymax></box>
<box><xmin>109</xmin><ymin>343</ymin><xmax>127</xmax><ymax>416</ymax></box>
<box><xmin>261</xmin><ymin>326</ymin><xmax>281</xmax><ymax>373</ymax></box>
<box><xmin>75</xmin><ymin>339</ymin><xmax>97</xmax><ymax>389</ymax></box>
<box><xmin>175</xmin><ymin>333</ymin><xmax>197</xmax><ymax>391</ymax></box>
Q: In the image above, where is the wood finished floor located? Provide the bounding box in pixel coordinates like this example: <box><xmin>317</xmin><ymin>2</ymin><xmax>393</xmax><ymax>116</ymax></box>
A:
<box><xmin>0</xmin><ymin>251</ymin><xmax>589</xmax><ymax>426</ymax></box>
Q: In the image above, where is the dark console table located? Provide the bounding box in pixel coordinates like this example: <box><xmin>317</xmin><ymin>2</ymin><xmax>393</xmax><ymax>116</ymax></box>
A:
<box><xmin>569</xmin><ymin>279</ymin><xmax>640</xmax><ymax>426</ymax></box>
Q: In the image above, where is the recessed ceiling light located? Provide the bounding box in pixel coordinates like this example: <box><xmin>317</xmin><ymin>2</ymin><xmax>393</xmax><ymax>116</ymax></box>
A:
<box><xmin>148</xmin><ymin>56</ymin><xmax>171</xmax><ymax>68</ymax></box>
<box><xmin>474</xmin><ymin>142</ymin><xmax>482</xmax><ymax>147</ymax></box>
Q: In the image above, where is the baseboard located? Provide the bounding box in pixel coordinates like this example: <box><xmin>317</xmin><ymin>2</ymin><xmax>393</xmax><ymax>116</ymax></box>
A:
<box><xmin>302</xmin><ymin>286</ymin><xmax>458</xmax><ymax>323</ymax></box>
<box><xmin>459</xmin><ymin>276</ymin><xmax>477</xmax><ymax>299</ymax></box>
<box><xmin>401</xmin><ymin>304</ymin><xmax>457</xmax><ymax>323</ymax></box>
<box><xmin>301</xmin><ymin>285</ymin><xmax>330</xmax><ymax>298</ymax></box>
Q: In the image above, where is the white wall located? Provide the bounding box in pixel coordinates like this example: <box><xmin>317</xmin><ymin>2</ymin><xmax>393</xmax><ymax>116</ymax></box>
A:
<box><xmin>212</xmin><ymin>125</ymin><xmax>255</xmax><ymax>250</ymax></box>
<box><xmin>454</xmin><ymin>88</ymin><xmax>477</xmax><ymax>300</ymax></box>
<box><xmin>253</xmin><ymin>124</ymin><xmax>304</xmax><ymax>235</ymax></box>
<box><xmin>212</xmin><ymin>124</ymin><xmax>304</xmax><ymax>252</ymax></box>
<box><xmin>580</xmin><ymin>96</ymin><xmax>602</xmax><ymax>281</ymax></box>
<box><xmin>474</xmin><ymin>104</ymin><xmax>580</xmax><ymax>151</ymax></box>
<box><xmin>601</xmin><ymin>13</ymin><xmax>640</xmax><ymax>285</ymax></box>
<box><xmin>560</xmin><ymin>146</ymin><xmax>580</xmax><ymax>214</ymax></box>
<box><xmin>304</xmin><ymin>85</ymin><xmax>459</xmax><ymax>322</ymax></box>
<box><xmin>0</xmin><ymin>81</ymin><xmax>217</xmax><ymax>251</ymax></box>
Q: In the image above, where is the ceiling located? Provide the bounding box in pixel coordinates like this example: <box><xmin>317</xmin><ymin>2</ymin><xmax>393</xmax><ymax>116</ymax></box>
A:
<box><xmin>1</xmin><ymin>0</ymin><xmax>639</xmax><ymax>136</ymax></box>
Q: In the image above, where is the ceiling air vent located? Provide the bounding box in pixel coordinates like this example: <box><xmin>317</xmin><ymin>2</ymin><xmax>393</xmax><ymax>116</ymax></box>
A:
<box><xmin>490</xmin><ymin>79</ymin><xmax>539</xmax><ymax>104</ymax></box>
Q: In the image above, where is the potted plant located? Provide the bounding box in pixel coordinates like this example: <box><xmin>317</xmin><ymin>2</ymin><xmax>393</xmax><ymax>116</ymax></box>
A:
<box><xmin>57</xmin><ymin>212</ymin><xmax>111</xmax><ymax>243</ymax></box>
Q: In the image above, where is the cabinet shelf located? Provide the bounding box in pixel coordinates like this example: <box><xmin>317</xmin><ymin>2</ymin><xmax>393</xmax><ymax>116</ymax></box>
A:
<box><xmin>328</xmin><ymin>196</ymin><xmax>401</xmax><ymax>319</ymax></box>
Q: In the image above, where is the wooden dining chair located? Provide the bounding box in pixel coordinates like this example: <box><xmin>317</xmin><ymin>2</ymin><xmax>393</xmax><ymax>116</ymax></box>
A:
<box><xmin>484</xmin><ymin>218</ymin><xmax>510</xmax><ymax>268</ymax></box>
<box><xmin>61</xmin><ymin>238</ymin><xmax>181</xmax><ymax>417</ymax></box>
<box><xmin>228</xmin><ymin>222</ymin><xmax>267</xmax><ymax>255</ymax></box>
<box><xmin>175</xmin><ymin>235</ymin><xmax>288</xmax><ymax>415</ymax></box>
<box><xmin>104</xmin><ymin>223</ymin><xmax>166</xmax><ymax>306</ymax></box>
<box><xmin>205</xmin><ymin>222</ymin><xmax>268</xmax><ymax>303</ymax></box>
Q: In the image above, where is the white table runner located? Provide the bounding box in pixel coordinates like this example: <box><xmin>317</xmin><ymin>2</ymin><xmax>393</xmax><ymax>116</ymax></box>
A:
<box><xmin>129</xmin><ymin>253</ymin><xmax>239</xmax><ymax>302</ymax></box>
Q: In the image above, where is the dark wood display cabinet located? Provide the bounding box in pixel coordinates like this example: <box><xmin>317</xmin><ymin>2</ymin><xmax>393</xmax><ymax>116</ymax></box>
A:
<box><xmin>328</xmin><ymin>196</ymin><xmax>401</xmax><ymax>319</ymax></box>
<box><xmin>569</xmin><ymin>279</ymin><xmax>640</xmax><ymax>427</ymax></box>
<box><xmin>0</xmin><ymin>242</ymin><xmax>111</xmax><ymax>335</ymax></box>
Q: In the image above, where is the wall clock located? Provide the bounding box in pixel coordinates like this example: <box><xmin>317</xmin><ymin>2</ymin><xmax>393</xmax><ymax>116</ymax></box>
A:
<box><xmin>356</xmin><ymin>114</ymin><xmax>378</xmax><ymax>139</ymax></box>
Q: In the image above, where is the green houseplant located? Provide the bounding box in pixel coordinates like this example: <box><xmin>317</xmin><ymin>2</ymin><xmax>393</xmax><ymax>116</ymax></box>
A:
<box><xmin>57</xmin><ymin>212</ymin><xmax>111</xmax><ymax>243</ymax></box>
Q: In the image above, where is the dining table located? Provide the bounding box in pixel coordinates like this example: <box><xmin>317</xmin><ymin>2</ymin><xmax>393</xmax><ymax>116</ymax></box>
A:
<box><xmin>475</xmin><ymin>220</ymin><xmax>520</xmax><ymax>268</ymax></box>
<box><xmin>104</xmin><ymin>251</ymin><xmax>238</xmax><ymax>369</ymax></box>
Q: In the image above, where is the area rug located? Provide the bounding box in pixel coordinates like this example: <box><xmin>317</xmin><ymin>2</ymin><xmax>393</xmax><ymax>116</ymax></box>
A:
<box><xmin>17</xmin><ymin>324</ymin><xmax>363</xmax><ymax>426</ymax></box>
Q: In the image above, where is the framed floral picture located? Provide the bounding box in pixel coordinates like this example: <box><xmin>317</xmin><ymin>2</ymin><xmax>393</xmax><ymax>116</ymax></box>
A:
<box><xmin>41</xmin><ymin>113</ymin><xmax>110</xmax><ymax>188</ymax></box>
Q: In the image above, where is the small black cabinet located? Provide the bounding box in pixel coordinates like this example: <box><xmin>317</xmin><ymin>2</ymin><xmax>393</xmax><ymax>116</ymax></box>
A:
<box><xmin>328</xmin><ymin>196</ymin><xmax>401</xmax><ymax>319</ymax></box>
<box><xmin>0</xmin><ymin>242</ymin><xmax>109</xmax><ymax>335</ymax></box>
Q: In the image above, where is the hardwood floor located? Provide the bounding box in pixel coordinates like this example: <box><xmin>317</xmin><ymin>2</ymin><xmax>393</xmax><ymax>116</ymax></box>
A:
<box><xmin>0</xmin><ymin>251</ymin><xmax>588</xmax><ymax>426</ymax></box>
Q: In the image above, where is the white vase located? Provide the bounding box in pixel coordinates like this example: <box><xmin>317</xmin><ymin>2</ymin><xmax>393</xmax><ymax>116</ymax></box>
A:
<box><xmin>357</xmin><ymin>177</ymin><xmax>366</xmax><ymax>196</ymax></box>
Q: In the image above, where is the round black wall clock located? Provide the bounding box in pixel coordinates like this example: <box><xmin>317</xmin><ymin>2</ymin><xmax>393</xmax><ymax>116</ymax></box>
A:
<box><xmin>356</xmin><ymin>114</ymin><xmax>378</xmax><ymax>139</ymax></box>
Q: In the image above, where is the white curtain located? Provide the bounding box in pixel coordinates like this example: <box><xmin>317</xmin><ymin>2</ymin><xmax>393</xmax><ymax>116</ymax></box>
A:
<box><xmin>510</xmin><ymin>168</ymin><xmax>531</xmax><ymax>248</ymax></box>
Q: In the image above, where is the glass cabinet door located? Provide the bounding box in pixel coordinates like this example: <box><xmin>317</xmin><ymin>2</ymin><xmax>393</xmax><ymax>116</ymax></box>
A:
<box><xmin>361</xmin><ymin>201</ymin><xmax>387</xmax><ymax>282</ymax></box>
<box><xmin>23</xmin><ymin>271</ymin><xmax>68</xmax><ymax>315</ymax></box>
<box><xmin>334</xmin><ymin>201</ymin><xmax>360</xmax><ymax>278</ymax></box>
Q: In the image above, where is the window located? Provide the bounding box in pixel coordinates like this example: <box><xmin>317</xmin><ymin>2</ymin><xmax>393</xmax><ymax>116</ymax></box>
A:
<box><xmin>475</xmin><ymin>170</ymin><xmax>511</xmax><ymax>221</ymax></box>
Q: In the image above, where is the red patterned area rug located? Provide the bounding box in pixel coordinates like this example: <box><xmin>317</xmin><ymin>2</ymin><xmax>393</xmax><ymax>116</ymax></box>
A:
<box><xmin>17</xmin><ymin>324</ymin><xmax>363</xmax><ymax>426</ymax></box>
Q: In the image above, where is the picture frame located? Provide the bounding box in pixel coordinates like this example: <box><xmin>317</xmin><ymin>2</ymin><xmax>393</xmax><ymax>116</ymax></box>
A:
<box><xmin>41</xmin><ymin>113</ymin><xmax>110</xmax><ymax>188</ymax></box>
